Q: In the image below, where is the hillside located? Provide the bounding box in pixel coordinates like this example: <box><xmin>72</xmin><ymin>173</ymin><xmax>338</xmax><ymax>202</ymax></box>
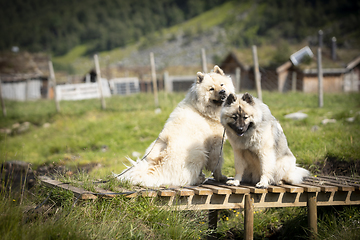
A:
<box><xmin>1</xmin><ymin>0</ymin><xmax>359</xmax><ymax>75</ymax></box>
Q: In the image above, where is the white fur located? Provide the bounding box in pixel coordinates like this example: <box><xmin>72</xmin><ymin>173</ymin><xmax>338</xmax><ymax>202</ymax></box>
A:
<box><xmin>117</xmin><ymin>66</ymin><xmax>235</xmax><ymax>187</ymax></box>
<box><xmin>221</xmin><ymin>93</ymin><xmax>310</xmax><ymax>188</ymax></box>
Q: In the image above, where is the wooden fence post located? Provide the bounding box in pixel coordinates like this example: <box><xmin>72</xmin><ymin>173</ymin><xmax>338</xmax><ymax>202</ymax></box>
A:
<box><xmin>164</xmin><ymin>71</ymin><xmax>171</xmax><ymax>92</ymax></box>
<box><xmin>0</xmin><ymin>78</ymin><xmax>6</xmax><ymax>117</ymax></box>
<box><xmin>25</xmin><ymin>79</ymin><xmax>30</xmax><ymax>101</ymax></box>
<box><xmin>208</xmin><ymin>209</ymin><xmax>218</xmax><ymax>240</ymax></box>
<box><xmin>150</xmin><ymin>52</ymin><xmax>159</xmax><ymax>108</ymax></box>
<box><xmin>48</xmin><ymin>61</ymin><xmax>60</xmax><ymax>113</ymax></box>
<box><xmin>252</xmin><ymin>45</ymin><xmax>262</xmax><ymax>101</ymax></box>
<box><xmin>201</xmin><ymin>48</ymin><xmax>208</xmax><ymax>73</ymax></box>
<box><xmin>94</xmin><ymin>54</ymin><xmax>106</xmax><ymax>110</ymax></box>
<box><xmin>292</xmin><ymin>71</ymin><xmax>297</xmax><ymax>92</ymax></box>
<box><xmin>235</xmin><ymin>67</ymin><xmax>241</xmax><ymax>93</ymax></box>
<box><xmin>244</xmin><ymin>194</ymin><xmax>254</xmax><ymax>240</ymax></box>
<box><xmin>307</xmin><ymin>192</ymin><xmax>318</xmax><ymax>239</ymax></box>
<box><xmin>317</xmin><ymin>48</ymin><xmax>323</xmax><ymax>108</ymax></box>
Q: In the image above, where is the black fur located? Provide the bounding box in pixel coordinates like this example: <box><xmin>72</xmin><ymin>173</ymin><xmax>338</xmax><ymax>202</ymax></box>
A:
<box><xmin>225</xmin><ymin>93</ymin><xmax>237</xmax><ymax>106</ymax></box>
<box><xmin>242</xmin><ymin>92</ymin><xmax>254</xmax><ymax>105</ymax></box>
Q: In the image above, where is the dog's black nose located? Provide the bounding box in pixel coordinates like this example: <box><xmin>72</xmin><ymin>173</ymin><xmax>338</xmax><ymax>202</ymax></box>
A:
<box><xmin>219</xmin><ymin>89</ymin><xmax>226</xmax><ymax>95</ymax></box>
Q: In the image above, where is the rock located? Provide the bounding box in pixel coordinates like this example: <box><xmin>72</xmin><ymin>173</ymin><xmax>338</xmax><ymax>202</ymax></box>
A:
<box><xmin>346</xmin><ymin>117</ymin><xmax>355</xmax><ymax>122</ymax></box>
<box><xmin>284</xmin><ymin>112</ymin><xmax>308</xmax><ymax>120</ymax></box>
<box><xmin>321</xmin><ymin>119</ymin><xmax>336</xmax><ymax>125</ymax></box>
<box><xmin>0</xmin><ymin>128</ymin><xmax>12</xmax><ymax>135</ymax></box>
<box><xmin>43</xmin><ymin>123</ymin><xmax>51</xmax><ymax>128</ymax></box>
<box><xmin>17</xmin><ymin>122</ymin><xmax>31</xmax><ymax>133</ymax></box>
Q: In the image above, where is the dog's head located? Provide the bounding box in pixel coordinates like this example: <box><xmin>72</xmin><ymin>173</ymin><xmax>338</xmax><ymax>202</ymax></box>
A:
<box><xmin>221</xmin><ymin>92</ymin><xmax>256</xmax><ymax>136</ymax></box>
<box><xmin>196</xmin><ymin>65</ymin><xmax>235</xmax><ymax>107</ymax></box>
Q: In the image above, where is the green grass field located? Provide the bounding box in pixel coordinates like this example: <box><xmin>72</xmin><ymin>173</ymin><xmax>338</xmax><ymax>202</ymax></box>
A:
<box><xmin>1</xmin><ymin>91</ymin><xmax>360</xmax><ymax>239</ymax></box>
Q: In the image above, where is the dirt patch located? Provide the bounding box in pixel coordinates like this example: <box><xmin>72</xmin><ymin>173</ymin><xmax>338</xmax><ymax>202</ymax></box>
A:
<box><xmin>1</xmin><ymin>161</ymin><xmax>102</xmax><ymax>191</ymax></box>
<box><xmin>317</xmin><ymin>156</ymin><xmax>360</xmax><ymax>176</ymax></box>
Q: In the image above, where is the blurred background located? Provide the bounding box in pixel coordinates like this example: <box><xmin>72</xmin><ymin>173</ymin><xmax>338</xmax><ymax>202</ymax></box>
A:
<box><xmin>0</xmin><ymin>0</ymin><xmax>359</xmax><ymax>97</ymax></box>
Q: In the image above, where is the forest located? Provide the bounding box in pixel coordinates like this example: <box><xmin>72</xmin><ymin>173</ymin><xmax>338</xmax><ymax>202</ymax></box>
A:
<box><xmin>0</xmin><ymin>0</ymin><xmax>359</xmax><ymax>56</ymax></box>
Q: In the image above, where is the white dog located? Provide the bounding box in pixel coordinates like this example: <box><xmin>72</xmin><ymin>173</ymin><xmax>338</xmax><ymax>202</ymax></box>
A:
<box><xmin>117</xmin><ymin>66</ymin><xmax>235</xmax><ymax>187</ymax></box>
<box><xmin>221</xmin><ymin>93</ymin><xmax>310</xmax><ymax>188</ymax></box>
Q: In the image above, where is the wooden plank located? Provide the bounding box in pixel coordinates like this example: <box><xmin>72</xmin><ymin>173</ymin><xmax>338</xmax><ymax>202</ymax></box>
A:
<box><xmin>312</xmin><ymin>176</ymin><xmax>360</xmax><ymax>190</ymax></box>
<box><xmin>158</xmin><ymin>188</ymin><xmax>176</xmax><ymax>197</ymax></box>
<box><xmin>206</xmin><ymin>181</ymin><xmax>250</xmax><ymax>194</ymax></box>
<box><xmin>112</xmin><ymin>187</ymin><xmax>138</xmax><ymax>198</ymax></box>
<box><xmin>278</xmin><ymin>184</ymin><xmax>304</xmax><ymax>193</ymax></box>
<box><xmin>302</xmin><ymin>180</ymin><xmax>338</xmax><ymax>192</ymax></box>
<box><xmin>292</xmin><ymin>183</ymin><xmax>321</xmax><ymax>192</ymax></box>
<box><xmin>172</xmin><ymin>187</ymin><xmax>195</xmax><ymax>196</ymax></box>
<box><xmin>239</xmin><ymin>184</ymin><xmax>268</xmax><ymax>194</ymax></box>
<box><xmin>140</xmin><ymin>190</ymin><xmax>158</xmax><ymax>197</ymax></box>
<box><xmin>267</xmin><ymin>185</ymin><xmax>286</xmax><ymax>193</ymax></box>
<box><xmin>93</xmin><ymin>187</ymin><xmax>117</xmax><ymax>198</ymax></box>
<box><xmin>306</xmin><ymin>177</ymin><xmax>355</xmax><ymax>191</ymax></box>
<box><xmin>184</xmin><ymin>186</ymin><xmax>213</xmax><ymax>195</ymax></box>
<box><xmin>220</xmin><ymin>185</ymin><xmax>250</xmax><ymax>194</ymax></box>
<box><xmin>201</xmin><ymin>184</ymin><xmax>232</xmax><ymax>195</ymax></box>
<box><xmin>39</xmin><ymin>176</ymin><xmax>97</xmax><ymax>200</ymax></box>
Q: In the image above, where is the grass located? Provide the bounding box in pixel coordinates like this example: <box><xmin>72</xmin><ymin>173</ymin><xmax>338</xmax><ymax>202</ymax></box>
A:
<box><xmin>1</xmin><ymin>91</ymin><xmax>360</xmax><ymax>239</ymax></box>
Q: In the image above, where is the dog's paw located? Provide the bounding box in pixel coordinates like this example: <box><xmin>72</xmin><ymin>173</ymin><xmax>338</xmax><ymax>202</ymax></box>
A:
<box><xmin>216</xmin><ymin>175</ymin><xmax>228</xmax><ymax>183</ymax></box>
<box><xmin>196</xmin><ymin>174</ymin><xmax>206</xmax><ymax>185</ymax></box>
<box><xmin>226</xmin><ymin>179</ymin><xmax>240</xmax><ymax>186</ymax></box>
<box><xmin>275</xmin><ymin>180</ymin><xmax>283</xmax><ymax>186</ymax></box>
<box><xmin>255</xmin><ymin>181</ymin><xmax>269</xmax><ymax>189</ymax></box>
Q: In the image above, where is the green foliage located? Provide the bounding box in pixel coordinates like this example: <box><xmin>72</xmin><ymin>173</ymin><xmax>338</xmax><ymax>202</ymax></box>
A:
<box><xmin>0</xmin><ymin>0</ymin><xmax>228</xmax><ymax>55</ymax></box>
<box><xmin>1</xmin><ymin>91</ymin><xmax>360</xmax><ymax>239</ymax></box>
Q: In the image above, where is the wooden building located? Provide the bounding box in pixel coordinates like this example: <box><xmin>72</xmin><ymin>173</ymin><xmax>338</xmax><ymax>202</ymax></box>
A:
<box><xmin>0</xmin><ymin>52</ymin><xmax>50</xmax><ymax>101</ymax></box>
<box><xmin>220</xmin><ymin>48</ymin><xmax>360</xmax><ymax>93</ymax></box>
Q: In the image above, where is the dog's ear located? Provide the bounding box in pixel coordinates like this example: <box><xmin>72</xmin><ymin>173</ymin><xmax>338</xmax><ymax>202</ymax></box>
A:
<box><xmin>225</xmin><ymin>93</ymin><xmax>237</xmax><ymax>106</ymax></box>
<box><xmin>213</xmin><ymin>65</ymin><xmax>225</xmax><ymax>75</ymax></box>
<box><xmin>242</xmin><ymin>92</ymin><xmax>255</xmax><ymax>105</ymax></box>
<box><xmin>197</xmin><ymin>72</ymin><xmax>204</xmax><ymax>83</ymax></box>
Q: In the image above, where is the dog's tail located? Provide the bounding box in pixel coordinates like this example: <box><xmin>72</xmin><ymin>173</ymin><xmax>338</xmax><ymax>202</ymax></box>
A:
<box><xmin>115</xmin><ymin>157</ymin><xmax>161</xmax><ymax>187</ymax></box>
<box><xmin>283</xmin><ymin>166</ymin><xmax>310</xmax><ymax>184</ymax></box>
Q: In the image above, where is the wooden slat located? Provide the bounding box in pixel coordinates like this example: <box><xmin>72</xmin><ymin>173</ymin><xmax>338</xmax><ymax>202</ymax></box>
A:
<box><xmin>278</xmin><ymin>184</ymin><xmax>304</xmax><ymax>193</ymax></box>
<box><xmin>302</xmin><ymin>180</ymin><xmax>338</xmax><ymax>192</ymax></box>
<box><xmin>158</xmin><ymin>189</ymin><xmax>176</xmax><ymax>197</ymax></box>
<box><xmin>306</xmin><ymin>177</ymin><xmax>355</xmax><ymax>191</ymax></box>
<box><xmin>239</xmin><ymin>184</ymin><xmax>268</xmax><ymax>194</ymax></box>
<box><xmin>201</xmin><ymin>184</ymin><xmax>232</xmax><ymax>195</ymax></box>
<box><xmin>267</xmin><ymin>185</ymin><xmax>286</xmax><ymax>193</ymax></box>
<box><xmin>220</xmin><ymin>185</ymin><xmax>251</xmax><ymax>194</ymax></box>
<box><xmin>170</xmin><ymin>187</ymin><xmax>194</xmax><ymax>196</ymax></box>
<box><xmin>206</xmin><ymin>181</ymin><xmax>250</xmax><ymax>194</ymax></box>
<box><xmin>93</xmin><ymin>187</ymin><xmax>117</xmax><ymax>198</ymax></box>
<box><xmin>141</xmin><ymin>190</ymin><xmax>158</xmax><ymax>197</ymax></box>
<box><xmin>184</xmin><ymin>186</ymin><xmax>213</xmax><ymax>195</ymax></box>
<box><xmin>39</xmin><ymin>176</ymin><xmax>97</xmax><ymax>200</ymax></box>
<box><xmin>311</xmin><ymin>176</ymin><xmax>360</xmax><ymax>190</ymax></box>
<box><xmin>292</xmin><ymin>183</ymin><xmax>321</xmax><ymax>192</ymax></box>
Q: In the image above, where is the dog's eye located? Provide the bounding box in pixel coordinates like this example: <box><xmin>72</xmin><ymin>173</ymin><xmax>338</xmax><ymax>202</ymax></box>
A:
<box><xmin>209</xmin><ymin>87</ymin><xmax>214</xmax><ymax>91</ymax></box>
<box><xmin>243</xmin><ymin>116</ymin><xmax>248</xmax><ymax>120</ymax></box>
<box><xmin>220</xmin><ymin>83</ymin><xmax>224</xmax><ymax>86</ymax></box>
<box><xmin>232</xmin><ymin>115</ymin><xmax>238</xmax><ymax>121</ymax></box>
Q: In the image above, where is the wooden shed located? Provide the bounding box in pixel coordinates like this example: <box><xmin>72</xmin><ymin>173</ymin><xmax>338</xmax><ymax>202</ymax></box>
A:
<box><xmin>0</xmin><ymin>52</ymin><xmax>50</xmax><ymax>101</ymax></box>
<box><xmin>221</xmin><ymin>46</ymin><xmax>360</xmax><ymax>93</ymax></box>
<box><xmin>220</xmin><ymin>48</ymin><xmax>287</xmax><ymax>92</ymax></box>
<box><xmin>276</xmin><ymin>55</ymin><xmax>360</xmax><ymax>93</ymax></box>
